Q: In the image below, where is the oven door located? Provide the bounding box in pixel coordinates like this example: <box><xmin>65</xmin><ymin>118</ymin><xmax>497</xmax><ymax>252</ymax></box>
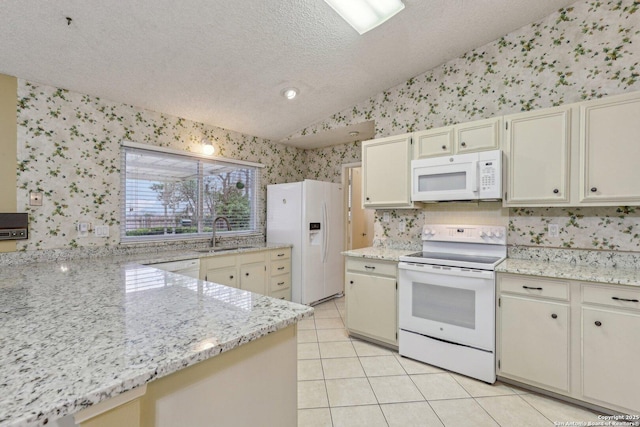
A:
<box><xmin>398</xmin><ymin>262</ymin><xmax>495</xmax><ymax>351</ymax></box>
<box><xmin>411</xmin><ymin>157</ymin><xmax>478</xmax><ymax>201</ymax></box>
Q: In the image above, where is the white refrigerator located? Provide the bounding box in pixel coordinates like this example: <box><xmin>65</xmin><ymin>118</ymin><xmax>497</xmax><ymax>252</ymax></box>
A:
<box><xmin>267</xmin><ymin>180</ymin><xmax>344</xmax><ymax>305</ymax></box>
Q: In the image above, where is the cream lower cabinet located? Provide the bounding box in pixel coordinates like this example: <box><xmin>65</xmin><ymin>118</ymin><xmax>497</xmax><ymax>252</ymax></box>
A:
<box><xmin>361</xmin><ymin>133</ymin><xmax>414</xmax><ymax>209</ymax></box>
<box><xmin>581</xmin><ymin>284</ymin><xmax>640</xmax><ymax>412</ymax></box>
<box><xmin>498</xmin><ymin>273</ymin><xmax>640</xmax><ymax>414</ymax></box>
<box><xmin>344</xmin><ymin>257</ymin><xmax>398</xmax><ymax>347</ymax></box>
<box><xmin>200</xmin><ymin>248</ymin><xmax>291</xmax><ymax>300</ymax></box>
<box><xmin>498</xmin><ymin>276</ymin><xmax>570</xmax><ymax>392</ymax></box>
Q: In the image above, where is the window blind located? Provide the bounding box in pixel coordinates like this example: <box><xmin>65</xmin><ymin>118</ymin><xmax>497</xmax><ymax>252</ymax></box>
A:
<box><xmin>121</xmin><ymin>145</ymin><xmax>260</xmax><ymax>241</ymax></box>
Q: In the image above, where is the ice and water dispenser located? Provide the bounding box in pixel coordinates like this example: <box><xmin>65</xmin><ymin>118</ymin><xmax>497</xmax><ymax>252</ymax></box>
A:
<box><xmin>309</xmin><ymin>222</ymin><xmax>322</xmax><ymax>245</ymax></box>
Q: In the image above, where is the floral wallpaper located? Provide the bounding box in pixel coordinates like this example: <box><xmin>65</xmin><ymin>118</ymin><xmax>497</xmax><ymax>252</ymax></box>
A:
<box><xmin>301</xmin><ymin>0</ymin><xmax>640</xmax><ymax>252</ymax></box>
<box><xmin>16</xmin><ymin>81</ymin><xmax>305</xmax><ymax>251</ymax></box>
<box><xmin>12</xmin><ymin>0</ymin><xmax>640</xmax><ymax>253</ymax></box>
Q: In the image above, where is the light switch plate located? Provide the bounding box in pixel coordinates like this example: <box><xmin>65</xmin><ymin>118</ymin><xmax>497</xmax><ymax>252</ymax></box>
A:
<box><xmin>29</xmin><ymin>192</ymin><xmax>43</xmax><ymax>206</ymax></box>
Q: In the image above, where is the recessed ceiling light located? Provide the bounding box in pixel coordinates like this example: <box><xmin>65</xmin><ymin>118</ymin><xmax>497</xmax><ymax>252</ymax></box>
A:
<box><xmin>282</xmin><ymin>88</ymin><xmax>298</xmax><ymax>100</ymax></box>
<box><xmin>323</xmin><ymin>0</ymin><xmax>405</xmax><ymax>35</ymax></box>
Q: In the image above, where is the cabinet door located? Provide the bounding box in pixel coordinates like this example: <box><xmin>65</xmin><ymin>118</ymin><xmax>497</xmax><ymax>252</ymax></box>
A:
<box><xmin>240</xmin><ymin>262</ymin><xmax>267</xmax><ymax>295</ymax></box>
<box><xmin>413</xmin><ymin>127</ymin><xmax>454</xmax><ymax>158</ymax></box>
<box><xmin>504</xmin><ymin>107</ymin><xmax>571</xmax><ymax>205</ymax></box>
<box><xmin>580</xmin><ymin>93</ymin><xmax>640</xmax><ymax>204</ymax></box>
<box><xmin>499</xmin><ymin>295</ymin><xmax>570</xmax><ymax>392</ymax></box>
<box><xmin>582</xmin><ymin>307</ymin><xmax>640</xmax><ymax>412</ymax></box>
<box><xmin>362</xmin><ymin>134</ymin><xmax>414</xmax><ymax>208</ymax></box>
<box><xmin>456</xmin><ymin>117</ymin><xmax>501</xmax><ymax>154</ymax></box>
<box><xmin>205</xmin><ymin>266</ymin><xmax>238</xmax><ymax>288</ymax></box>
<box><xmin>345</xmin><ymin>272</ymin><xmax>397</xmax><ymax>345</ymax></box>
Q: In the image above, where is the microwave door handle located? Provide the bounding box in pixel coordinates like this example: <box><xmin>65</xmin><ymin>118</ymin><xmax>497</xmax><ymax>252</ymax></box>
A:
<box><xmin>470</xmin><ymin>161</ymin><xmax>479</xmax><ymax>193</ymax></box>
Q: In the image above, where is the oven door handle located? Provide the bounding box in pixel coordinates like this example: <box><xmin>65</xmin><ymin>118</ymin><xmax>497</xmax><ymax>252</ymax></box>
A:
<box><xmin>398</xmin><ymin>262</ymin><xmax>494</xmax><ymax>279</ymax></box>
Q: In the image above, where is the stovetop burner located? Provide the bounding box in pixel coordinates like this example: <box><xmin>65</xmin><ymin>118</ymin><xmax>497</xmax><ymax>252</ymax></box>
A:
<box><xmin>399</xmin><ymin>224</ymin><xmax>507</xmax><ymax>271</ymax></box>
<box><xmin>403</xmin><ymin>251</ymin><xmax>503</xmax><ymax>265</ymax></box>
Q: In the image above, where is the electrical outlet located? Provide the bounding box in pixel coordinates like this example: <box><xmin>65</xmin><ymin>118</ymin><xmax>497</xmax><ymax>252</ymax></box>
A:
<box><xmin>548</xmin><ymin>223</ymin><xmax>559</xmax><ymax>238</ymax></box>
<box><xmin>94</xmin><ymin>225</ymin><xmax>109</xmax><ymax>237</ymax></box>
<box><xmin>29</xmin><ymin>192</ymin><xmax>43</xmax><ymax>206</ymax></box>
<box><xmin>383</xmin><ymin>212</ymin><xmax>390</xmax><ymax>223</ymax></box>
<box><xmin>398</xmin><ymin>220</ymin><xmax>406</xmax><ymax>232</ymax></box>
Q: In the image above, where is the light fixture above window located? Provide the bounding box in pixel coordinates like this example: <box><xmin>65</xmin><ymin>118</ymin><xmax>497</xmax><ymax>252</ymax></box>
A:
<box><xmin>202</xmin><ymin>138</ymin><xmax>215</xmax><ymax>155</ymax></box>
<box><xmin>323</xmin><ymin>0</ymin><xmax>405</xmax><ymax>35</ymax></box>
<box><xmin>281</xmin><ymin>87</ymin><xmax>298</xmax><ymax>100</ymax></box>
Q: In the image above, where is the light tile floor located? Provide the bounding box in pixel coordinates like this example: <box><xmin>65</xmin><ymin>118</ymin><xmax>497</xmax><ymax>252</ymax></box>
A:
<box><xmin>298</xmin><ymin>297</ymin><xmax>603</xmax><ymax>427</ymax></box>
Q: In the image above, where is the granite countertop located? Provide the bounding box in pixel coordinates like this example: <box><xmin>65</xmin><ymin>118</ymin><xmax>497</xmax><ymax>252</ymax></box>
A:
<box><xmin>496</xmin><ymin>258</ymin><xmax>640</xmax><ymax>287</ymax></box>
<box><xmin>341</xmin><ymin>247</ymin><xmax>412</xmax><ymax>262</ymax></box>
<box><xmin>0</xmin><ymin>245</ymin><xmax>311</xmax><ymax>427</ymax></box>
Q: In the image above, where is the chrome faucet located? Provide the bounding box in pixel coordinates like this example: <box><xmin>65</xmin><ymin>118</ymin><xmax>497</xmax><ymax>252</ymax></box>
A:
<box><xmin>211</xmin><ymin>216</ymin><xmax>231</xmax><ymax>248</ymax></box>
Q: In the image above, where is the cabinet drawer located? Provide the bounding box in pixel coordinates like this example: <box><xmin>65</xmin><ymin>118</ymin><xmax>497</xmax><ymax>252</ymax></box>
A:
<box><xmin>270</xmin><ymin>274</ymin><xmax>291</xmax><ymax>292</ymax></box>
<box><xmin>239</xmin><ymin>251</ymin><xmax>266</xmax><ymax>265</ymax></box>
<box><xmin>203</xmin><ymin>255</ymin><xmax>236</xmax><ymax>269</ymax></box>
<box><xmin>271</xmin><ymin>259</ymin><xmax>291</xmax><ymax>276</ymax></box>
<box><xmin>499</xmin><ymin>274</ymin><xmax>569</xmax><ymax>301</ymax></box>
<box><xmin>271</xmin><ymin>288</ymin><xmax>291</xmax><ymax>301</ymax></box>
<box><xmin>270</xmin><ymin>248</ymin><xmax>291</xmax><ymax>261</ymax></box>
<box><xmin>346</xmin><ymin>258</ymin><xmax>397</xmax><ymax>277</ymax></box>
<box><xmin>582</xmin><ymin>284</ymin><xmax>640</xmax><ymax>311</ymax></box>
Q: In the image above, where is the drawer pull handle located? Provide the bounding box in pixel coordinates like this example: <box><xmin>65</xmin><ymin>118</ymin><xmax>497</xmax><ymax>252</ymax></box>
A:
<box><xmin>349</xmin><ymin>280</ymin><xmax>354</xmax><ymax>284</ymax></box>
<box><xmin>441</xmin><ymin>145</ymin><xmax>447</xmax><ymax>150</ymax></box>
<box><xmin>277</xmin><ymin>266</ymin><xmax>285</xmax><ymax>270</ymax></box>
<box><xmin>364</xmin><ymin>265</ymin><xmax>376</xmax><ymax>270</ymax></box>
<box><xmin>522</xmin><ymin>286</ymin><xmax>543</xmax><ymax>290</ymax></box>
<box><xmin>590</xmin><ymin>187</ymin><xmax>597</xmax><ymax>193</ymax></box>
<box><xmin>595</xmin><ymin>321</ymin><xmax>602</xmax><ymax>327</ymax></box>
<box><xmin>245</xmin><ymin>273</ymin><xmax>249</xmax><ymax>276</ymax></box>
<box><xmin>277</xmin><ymin>281</ymin><xmax>285</xmax><ymax>286</ymax></box>
<box><xmin>230</xmin><ymin>275</ymin><xmax>234</xmax><ymax>279</ymax></box>
<box><xmin>551</xmin><ymin>313</ymin><xmax>558</xmax><ymax>319</ymax></box>
<box><xmin>277</xmin><ymin>253</ymin><xmax>285</xmax><ymax>257</ymax></box>
<box><xmin>612</xmin><ymin>297</ymin><xmax>639</xmax><ymax>303</ymax></box>
<box><xmin>553</xmin><ymin>188</ymin><xmax>559</xmax><ymax>194</ymax></box>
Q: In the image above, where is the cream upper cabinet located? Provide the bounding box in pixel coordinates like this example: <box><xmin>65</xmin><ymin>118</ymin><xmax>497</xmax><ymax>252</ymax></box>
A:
<box><xmin>579</xmin><ymin>92</ymin><xmax>640</xmax><ymax>204</ymax></box>
<box><xmin>413</xmin><ymin>117</ymin><xmax>501</xmax><ymax>159</ymax></box>
<box><xmin>413</xmin><ymin>126</ymin><xmax>454</xmax><ymax>158</ymax></box>
<box><xmin>503</xmin><ymin>106</ymin><xmax>572</xmax><ymax>206</ymax></box>
<box><xmin>455</xmin><ymin>117</ymin><xmax>501</xmax><ymax>154</ymax></box>
<box><xmin>362</xmin><ymin>133</ymin><xmax>414</xmax><ymax>208</ymax></box>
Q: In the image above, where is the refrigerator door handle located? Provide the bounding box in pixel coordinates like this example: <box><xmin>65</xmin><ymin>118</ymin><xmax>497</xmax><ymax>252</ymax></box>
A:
<box><xmin>322</xmin><ymin>202</ymin><xmax>328</xmax><ymax>263</ymax></box>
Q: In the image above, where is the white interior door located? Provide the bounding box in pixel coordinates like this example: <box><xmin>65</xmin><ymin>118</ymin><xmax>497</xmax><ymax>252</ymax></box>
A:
<box><xmin>350</xmin><ymin>167</ymin><xmax>374</xmax><ymax>250</ymax></box>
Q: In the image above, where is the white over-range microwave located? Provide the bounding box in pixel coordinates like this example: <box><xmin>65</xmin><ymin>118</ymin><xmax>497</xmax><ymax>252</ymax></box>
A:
<box><xmin>411</xmin><ymin>149</ymin><xmax>502</xmax><ymax>202</ymax></box>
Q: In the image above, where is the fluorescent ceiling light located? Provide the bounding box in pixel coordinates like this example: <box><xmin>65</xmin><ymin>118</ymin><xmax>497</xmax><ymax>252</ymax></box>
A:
<box><xmin>324</xmin><ymin>0</ymin><xmax>405</xmax><ymax>35</ymax></box>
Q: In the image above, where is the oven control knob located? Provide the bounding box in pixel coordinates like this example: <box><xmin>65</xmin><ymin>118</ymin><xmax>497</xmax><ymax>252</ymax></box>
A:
<box><xmin>486</xmin><ymin>231</ymin><xmax>495</xmax><ymax>238</ymax></box>
<box><xmin>479</xmin><ymin>230</ymin><xmax>487</xmax><ymax>238</ymax></box>
<box><xmin>424</xmin><ymin>228</ymin><xmax>434</xmax><ymax>237</ymax></box>
<box><xmin>494</xmin><ymin>229</ymin><xmax>504</xmax><ymax>238</ymax></box>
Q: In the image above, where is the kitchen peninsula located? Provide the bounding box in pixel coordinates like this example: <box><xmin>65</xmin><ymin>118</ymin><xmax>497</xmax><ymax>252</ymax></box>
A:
<box><xmin>0</xmin><ymin>248</ymin><xmax>312</xmax><ymax>427</ymax></box>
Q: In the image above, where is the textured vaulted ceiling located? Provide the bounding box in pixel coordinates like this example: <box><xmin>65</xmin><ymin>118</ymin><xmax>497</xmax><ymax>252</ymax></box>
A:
<box><xmin>0</xmin><ymin>0</ymin><xmax>577</xmax><ymax>147</ymax></box>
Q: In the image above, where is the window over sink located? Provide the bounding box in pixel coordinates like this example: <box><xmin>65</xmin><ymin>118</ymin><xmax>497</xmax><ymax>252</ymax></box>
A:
<box><xmin>121</xmin><ymin>141</ymin><xmax>262</xmax><ymax>242</ymax></box>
